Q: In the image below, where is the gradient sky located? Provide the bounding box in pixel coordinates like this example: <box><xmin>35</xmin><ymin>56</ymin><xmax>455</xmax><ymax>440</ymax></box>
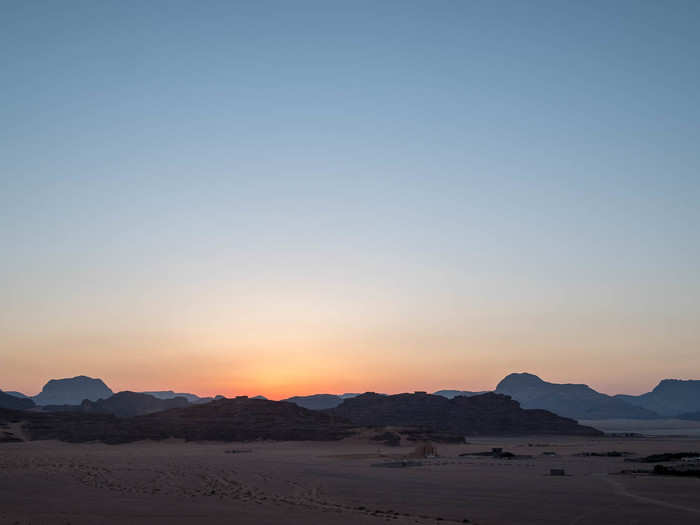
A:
<box><xmin>2</xmin><ymin>1</ymin><xmax>699</xmax><ymax>399</ymax></box>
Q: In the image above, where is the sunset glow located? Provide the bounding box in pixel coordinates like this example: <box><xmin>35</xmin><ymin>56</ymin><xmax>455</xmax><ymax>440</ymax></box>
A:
<box><xmin>2</xmin><ymin>1</ymin><xmax>698</xmax><ymax>399</ymax></box>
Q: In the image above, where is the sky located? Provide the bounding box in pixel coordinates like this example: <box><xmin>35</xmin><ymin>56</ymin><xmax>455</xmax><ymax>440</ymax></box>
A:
<box><xmin>1</xmin><ymin>1</ymin><xmax>699</xmax><ymax>399</ymax></box>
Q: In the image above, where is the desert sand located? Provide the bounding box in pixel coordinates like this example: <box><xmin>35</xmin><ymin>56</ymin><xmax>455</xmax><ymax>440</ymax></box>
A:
<box><xmin>2</xmin><ymin>433</ymin><xmax>700</xmax><ymax>525</ymax></box>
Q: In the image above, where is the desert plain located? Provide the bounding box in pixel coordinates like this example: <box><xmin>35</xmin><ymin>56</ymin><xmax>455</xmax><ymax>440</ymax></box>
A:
<box><xmin>1</xmin><ymin>429</ymin><xmax>700</xmax><ymax>525</ymax></box>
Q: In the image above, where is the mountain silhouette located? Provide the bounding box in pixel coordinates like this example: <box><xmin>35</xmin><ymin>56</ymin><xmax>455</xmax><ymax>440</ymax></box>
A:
<box><xmin>33</xmin><ymin>376</ymin><xmax>113</xmax><ymax>406</ymax></box>
<box><xmin>283</xmin><ymin>393</ymin><xmax>375</xmax><ymax>409</ymax></box>
<box><xmin>0</xmin><ymin>391</ymin><xmax>35</xmax><ymax>410</ymax></box>
<box><xmin>614</xmin><ymin>379</ymin><xmax>700</xmax><ymax>416</ymax></box>
<box><xmin>3</xmin><ymin>391</ymin><xmax>29</xmax><ymax>399</ymax></box>
<box><xmin>282</xmin><ymin>394</ymin><xmax>345</xmax><ymax>410</ymax></box>
<box><xmin>495</xmin><ymin>373</ymin><xmax>658</xmax><ymax>420</ymax></box>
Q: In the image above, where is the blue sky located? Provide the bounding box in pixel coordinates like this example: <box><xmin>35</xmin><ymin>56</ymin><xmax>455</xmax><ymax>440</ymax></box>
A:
<box><xmin>1</xmin><ymin>1</ymin><xmax>699</xmax><ymax>396</ymax></box>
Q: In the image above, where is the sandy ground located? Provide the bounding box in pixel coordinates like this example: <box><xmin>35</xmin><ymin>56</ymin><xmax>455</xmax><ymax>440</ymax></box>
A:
<box><xmin>1</xmin><ymin>433</ymin><xmax>700</xmax><ymax>525</ymax></box>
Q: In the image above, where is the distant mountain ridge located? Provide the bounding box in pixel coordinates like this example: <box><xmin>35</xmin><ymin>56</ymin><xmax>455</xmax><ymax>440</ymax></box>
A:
<box><xmin>614</xmin><ymin>379</ymin><xmax>700</xmax><ymax>416</ymax></box>
<box><xmin>81</xmin><ymin>391</ymin><xmax>190</xmax><ymax>417</ymax></box>
<box><xmin>282</xmin><ymin>394</ymin><xmax>346</xmax><ymax>410</ymax></box>
<box><xmin>3</xmin><ymin>391</ymin><xmax>29</xmax><ymax>399</ymax></box>
<box><xmin>0</xmin><ymin>391</ymin><xmax>35</xmax><ymax>411</ymax></box>
<box><xmin>142</xmin><ymin>390</ymin><xmax>202</xmax><ymax>403</ymax></box>
<box><xmin>495</xmin><ymin>373</ymin><xmax>658</xmax><ymax>420</ymax></box>
<box><xmin>433</xmin><ymin>390</ymin><xmax>488</xmax><ymax>399</ymax></box>
<box><xmin>7</xmin><ymin>372</ymin><xmax>700</xmax><ymax>420</ymax></box>
<box><xmin>282</xmin><ymin>393</ymin><xmax>365</xmax><ymax>410</ymax></box>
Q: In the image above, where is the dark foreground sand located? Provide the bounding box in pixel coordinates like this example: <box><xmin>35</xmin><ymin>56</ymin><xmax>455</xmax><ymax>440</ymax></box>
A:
<box><xmin>1</xmin><ymin>433</ymin><xmax>700</xmax><ymax>525</ymax></box>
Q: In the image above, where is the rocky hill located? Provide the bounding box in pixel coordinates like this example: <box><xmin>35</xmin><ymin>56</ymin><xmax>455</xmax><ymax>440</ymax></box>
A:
<box><xmin>0</xmin><ymin>391</ymin><xmax>35</xmax><ymax>411</ymax></box>
<box><xmin>139</xmin><ymin>397</ymin><xmax>353</xmax><ymax>441</ymax></box>
<box><xmin>33</xmin><ymin>376</ymin><xmax>113</xmax><ymax>406</ymax></box>
<box><xmin>330</xmin><ymin>391</ymin><xmax>602</xmax><ymax>436</ymax></box>
<box><xmin>495</xmin><ymin>373</ymin><xmax>658</xmax><ymax>420</ymax></box>
<box><xmin>614</xmin><ymin>379</ymin><xmax>700</xmax><ymax>417</ymax></box>
<box><xmin>1</xmin><ymin>397</ymin><xmax>353</xmax><ymax>444</ymax></box>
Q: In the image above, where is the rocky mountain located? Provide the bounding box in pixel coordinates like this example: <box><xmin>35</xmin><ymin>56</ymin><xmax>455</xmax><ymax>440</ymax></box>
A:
<box><xmin>283</xmin><ymin>394</ymin><xmax>345</xmax><ymax>410</ymax></box>
<box><xmin>0</xmin><ymin>391</ymin><xmax>35</xmax><ymax>410</ymax></box>
<box><xmin>80</xmin><ymin>391</ymin><xmax>190</xmax><ymax>417</ymax></box>
<box><xmin>1</xmin><ymin>397</ymin><xmax>352</xmax><ymax>444</ymax></box>
<box><xmin>433</xmin><ymin>390</ymin><xmax>488</xmax><ymax>399</ymax></box>
<box><xmin>495</xmin><ymin>373</ymin><xmax>658</xmax><ymax>420</ymax></box>
<box><xmin>33</xmin><ymin>376</ymin><xmax>113</xmax><ymax>406</ymax></box>
<box><xmin>614</xmin><ymin>379</ymin><xmax>700</xmax><ymax>417</ymax></box>
<box><xmin>330</xmin><ymin>391</ymin><xmax>602</xmax><ymax>436</ymax></box>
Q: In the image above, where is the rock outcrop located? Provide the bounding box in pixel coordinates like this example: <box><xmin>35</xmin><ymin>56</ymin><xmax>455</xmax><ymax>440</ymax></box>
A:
<box><xmin>330</xmin><ymin>391</ymin><xmax>602</xmax><ymax>436</ymax></box>
<box><xmin>1</xmin><ymin>397</ymin><xmax>353</xmax><ymax>444</ymax></box>
<box><xmin>495</xmin><ymin>373</ymin><xmax>658</xmax><ymax>420</ymax></box>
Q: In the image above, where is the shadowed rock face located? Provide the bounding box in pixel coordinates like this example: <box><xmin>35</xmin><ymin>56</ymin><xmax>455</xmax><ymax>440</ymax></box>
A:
<box><xmin>330</xmin><ymin>391</ymin><xmax>603</xmax><ymax>436</ymax></box>
<box><xmin>0</xmin><ymin>397</ymin><xmax>353</xmax><ymax>444</ymax></box>
<box><xmin>615</xmin><ymin>379</ymin><xmax>700</xmax><ymax>417</ymax></box>
<box><xmin>0</xmin><ymin>391</ymin><xmax>35</xmax><ymax>411</ymax></box>
<box><xmin>33</xmin><ymin>376</ymin><xmax>113</xmax><ymax>406</ymax></box>
<box><xmin>495</xmin><ymin>373</ymin><xmax>658</xmax><ymax>420</ymax></box>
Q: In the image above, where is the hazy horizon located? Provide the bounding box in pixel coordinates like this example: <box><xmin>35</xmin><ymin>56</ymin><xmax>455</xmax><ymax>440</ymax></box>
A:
<box><xmin>2</xmin><ymin>1</ymin><xmax>699</xmax><ymax>400</ymax></box>
<box><xmin>5</xmin><ymin>370</ymin><xmax>698</xmax><ymax>401</ymax></box>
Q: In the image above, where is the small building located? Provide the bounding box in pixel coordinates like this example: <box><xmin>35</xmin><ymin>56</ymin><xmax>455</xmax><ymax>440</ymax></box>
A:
<box><xmin>411</xmin><ymin>442</ymin><xmax>438</xmax><ymax>459</ymax></box>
